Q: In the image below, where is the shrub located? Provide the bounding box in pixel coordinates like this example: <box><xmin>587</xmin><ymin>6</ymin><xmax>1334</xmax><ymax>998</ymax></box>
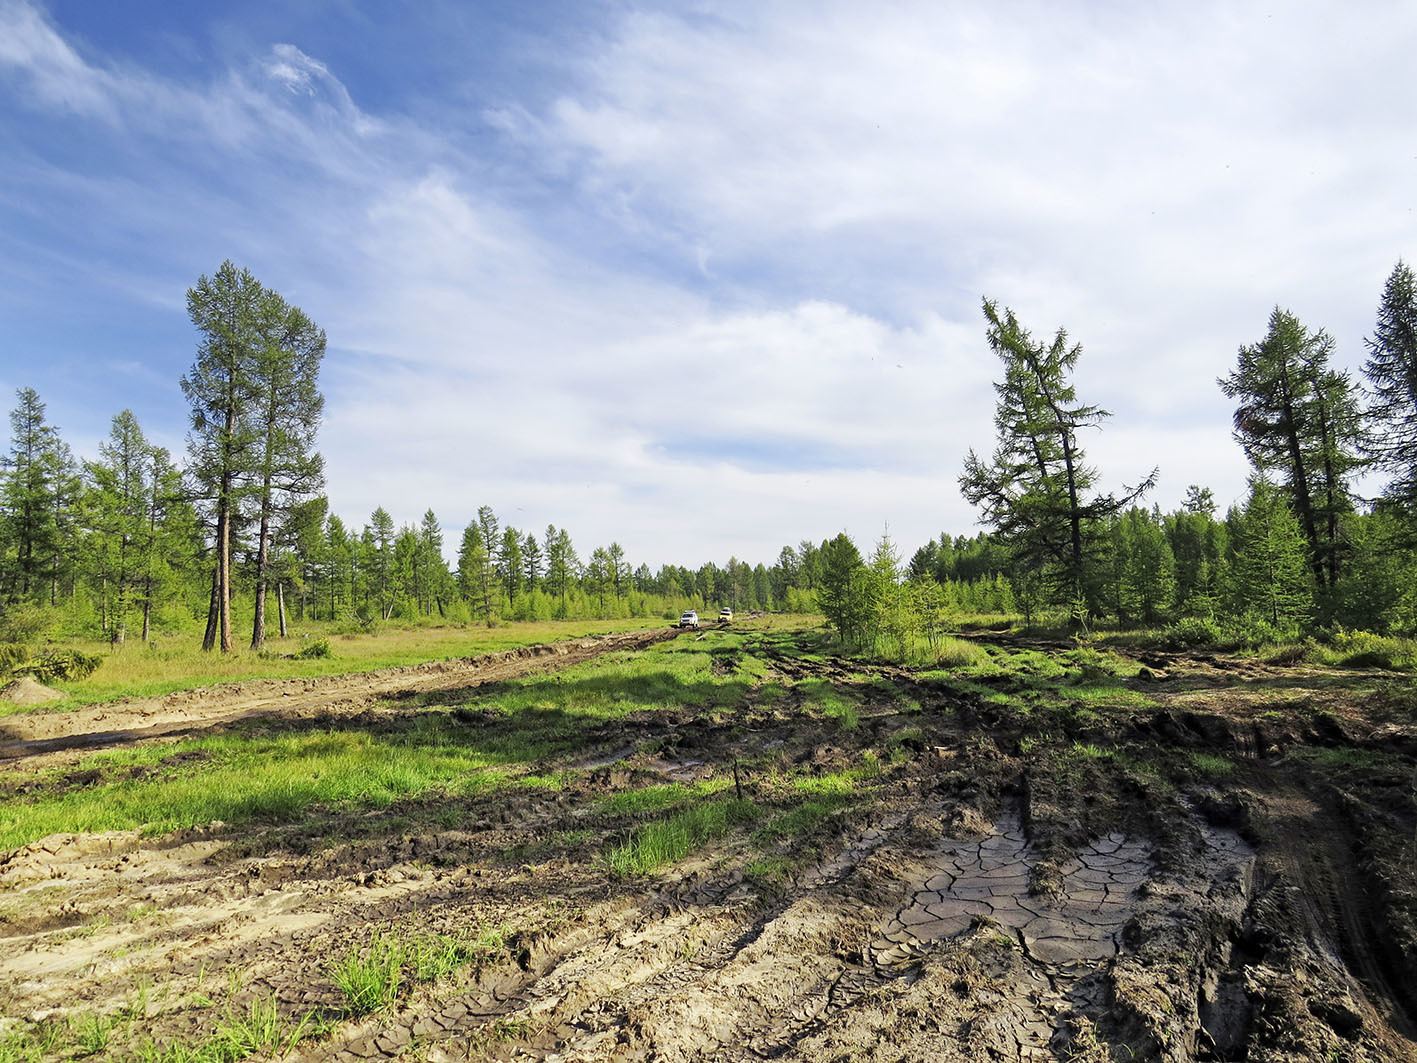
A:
<box><xmin>293</xmin><ymin>639</ymin><xmax>333</xmax><ymax>660</ymax></box>
<box><xmin>1159</xmin><ymin>617</ymin><xmax>1225</xmax><ymax>650</ymax></box>
<box><xmin>1324</xmin><ymin>629</ymin><xmax>1417</xmax><ymax>671</ymax></box>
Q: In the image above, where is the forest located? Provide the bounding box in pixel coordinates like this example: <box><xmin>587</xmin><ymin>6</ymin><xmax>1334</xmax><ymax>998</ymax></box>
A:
<box><xmin>3</xmin><ymin>260</ymin><xmax>1417</xmax><ymax>666</ymax></box>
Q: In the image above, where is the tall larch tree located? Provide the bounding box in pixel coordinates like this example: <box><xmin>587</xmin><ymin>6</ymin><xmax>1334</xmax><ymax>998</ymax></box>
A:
<box><xmin>960</xmin><ymin>300</ymin><xmax>1153</xmax><ymax>611</ymax></box>
<box><xmin>456</xmin><ymin>522</ymin><xmax>493</xmax><ymax>624</ymax></box>
<box><xmin>248</xmin><ymin>287</ymin><xmax>325</xmax><ymax>650</ymax></box>
<box><xmin>522</xmin><ymin>531</ymin><xmax>541</xmax><ymax>593</ymax></box>
<box><xmin>1</xmin><ymin>388</ymin><xmax>64</xmax><ymax>602</ymax></box>
<box><xmin>368</xmin><ymin>507</ymin><xmax>395</xmax><ymax>619</ymax></box>
<box><xmin>183</xmin><ymin>262</ymin><xmax>264</xmax><ymax>652</ymax></box>
<box><xmin>1219</xmin><ymin>307</ymin><xmax>1362</xmax><ymax>592</ymax></box>
<box><xmin>85</xmin><ymin>410</ymin><xmax>153</xmax><ymax>644</ymax></box>
<box><xmin>1363</xmin><ymin>260</ymin><xmax>1417</xmax><ymax>519</ymax></box>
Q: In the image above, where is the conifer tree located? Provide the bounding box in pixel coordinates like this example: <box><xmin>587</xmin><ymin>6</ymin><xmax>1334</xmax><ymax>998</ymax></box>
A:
<box><xmin>417</xmin><ymin>509</ymin><xmax>447</xmax><ymax>616</ymax></box>
<box><xmin>499</xmin><ymin>526</ymin><xmax>523</xmax><ymax>606</ymax></box>
<box><xmin>1220</xmin><ymin>307</ymin><xmax>1362</xmax><ymax>590</ymax></box>
<box><xmin>960</xmin><ymin>300</ymin><xmax>1154</xmax><ymax>610</ymax></box>
<box><xmin>522</xmin><ymin>532</ymin><xmax>541</xmax><ymax>594</ymax></box>
<box><xmin>1230</xmin><ymin>477</ymin><xmax>1314</xmax><ymax>630</ymax></box>
<box><xmin>248</xmin><ymin>287</ymin><xmax>325</xmax><ymax>650</ymax></box>
<box><xmin>324</xmin><ymin>515</ymin><xmax>353</xmax><ymax>620</ymax></box>
<box><xmin>818</xmin><ymin>532</ymin><xmax>874</xmax><ymax>646</ymax></box>
<box><xmin>85</xmin><ymin>410</ymin><xmax>154</xmax><ymax>643</ymax></box>
<box><xmin>457</xmin><ymin>522</ymin><xmax>495</xmax><ymax>624</ymax></box>
<box><xmin>1363</xmin><ymin>260</ymin><xmax>1417</xmax><ymax>518</ymax></box>
<box><xmin>368</xmin><ymin>507</ymin><xmax>395</xmax><ymax>619</ymax></box>
<box><xmin>183</xmin><ymin>262</ymin><xmax>265</xmax><ymax>651</ymax></box>
<box><xmin>1</xmin><ymin>388</ymin><xmax>66</xmax><ymax>602</ymax></box>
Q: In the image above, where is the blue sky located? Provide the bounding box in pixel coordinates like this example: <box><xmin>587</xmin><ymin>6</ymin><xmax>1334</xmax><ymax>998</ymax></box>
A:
<box><xmin>3</xmin><ymin>0</ymin><xmax>1416</xmax><ymax>568</ymax></box>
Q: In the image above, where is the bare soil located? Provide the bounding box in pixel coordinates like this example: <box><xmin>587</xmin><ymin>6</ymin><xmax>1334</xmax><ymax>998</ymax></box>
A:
<box><xmin>2</xmin><ymin>628</ymin><xmax>1416</xmax><ymax>1062</ymax></box>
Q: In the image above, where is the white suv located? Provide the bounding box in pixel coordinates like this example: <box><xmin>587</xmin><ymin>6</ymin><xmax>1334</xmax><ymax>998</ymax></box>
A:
<box><xmin>678</xmin><ymin>610</ymin><xmax>700</xmax><ymax>629</ymax></box>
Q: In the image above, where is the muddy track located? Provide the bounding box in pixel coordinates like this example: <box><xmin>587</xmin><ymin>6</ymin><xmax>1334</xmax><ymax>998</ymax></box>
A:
<box><xmin>3</xmin><ymin>630</ymin><xmax>1417</xmax><ymax>1061</ymax></box>
<box><xmin>0</xmin><ymin>627</ymin><xmax>680</xmax><ymax>767</ymax></box>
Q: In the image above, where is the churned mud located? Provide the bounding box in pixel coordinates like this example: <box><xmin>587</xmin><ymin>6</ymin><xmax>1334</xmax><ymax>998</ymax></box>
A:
<box><xmin>2</xmin><ymin>626</ymin><xmax>1416</xmax><ymax>1061</ymax></box>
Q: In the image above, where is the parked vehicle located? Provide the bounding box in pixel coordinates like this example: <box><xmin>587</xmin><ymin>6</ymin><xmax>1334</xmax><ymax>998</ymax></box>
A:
<box><xmin>678</xmin><ymin>610</ymin><xmax>700</xmax><ymax>629</ymax></box>
<box><xmin>719</xmin><ymin>608</ymin><xmax>733</xmax><ymax>623</ymax></box>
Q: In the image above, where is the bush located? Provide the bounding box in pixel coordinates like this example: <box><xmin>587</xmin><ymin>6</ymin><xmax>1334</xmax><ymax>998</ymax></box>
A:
<box><xmin>1232</xmin><ymin>616</ymin><xmax>1302</xmax><ymax>650</ymax></box>
<box><xmin>332</xmin><ymin>616</ymin><xmax>380</xmax><ymax>636</ymax></box>
<box><xmin>1159</xmin><ymin>617</ymin><xmax>1225</xmax><ymax>650</ymax></box>
<box><xmin>1324</xmin><ymin>629</ymin><xmax>1417</xmax><ymax>671</ymax></box>
<box><xmin>293</xmin><ymin>638</ymin><xmax>333</xmax><ymax>660</ymax></box>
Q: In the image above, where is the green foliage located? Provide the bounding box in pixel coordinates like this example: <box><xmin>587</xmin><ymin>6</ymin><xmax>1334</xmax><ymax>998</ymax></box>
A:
<box><xmin>817</xmin><ymin>532</ymin><xmax>875</xmax><ymax>646</ymax></box>
<box><xmin>1220</xmin><ymin>306</ymin><xmax>1362</xmax><ymax>594</ymax></box>
<box><xmin>0</xmin><ymin>603</ymin><xmax>56</xmax><ymax>642</ymax></box>
<box><xmin>960</xmin><ymin>300</ymin><xmax>1154</xmax><ymax>612</ymax></box>
<box><xmin>1319</xmin><ymin>629</ymin><xmax>1417</xmax><ymax>671</ymax></box>
<box><xmin>292</xmin><ymin>638</ymin><xmax>332</xmax><ymax>660</ymax></box>
<box><xmin>5</xmin><ymin>647</ymin><xmax>102</xmax><ymax>683</ymax></box>
<box><xmin>1159</xmin><ymin>616</ymin><xmax>1226</xmax><ymax>650</ymax></box>
<box><xmin>1363</xmin><ymin>260</ymin><xmax>1417</xmax><ymax>515</ymax></box>
<box><xmin>0</xmin><ymin>642</ymin><xmax>30</xmax><ymax>672</ymax></box>
<box><xmin>1229</xmin><ymin>477</ymin><xmax>1314</xmax><ymax>629</ymax></box>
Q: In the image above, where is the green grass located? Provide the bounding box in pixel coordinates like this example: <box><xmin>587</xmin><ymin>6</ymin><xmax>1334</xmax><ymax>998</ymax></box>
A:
<box><xmin>597</xmin><ymin>780</ymin><xmax>729</xmax><ymax>815</ymax></box>
<box><xmin>330</xmin><ymin>933</ymin><xmax>404</xmax><ymax>1015</ymax></box>
<box><xmin>2</xmin><ymin>616</ymin><xmax>674</xmax><ymax>713</ymax></box>
<box><xmin>604</xmin><ymin>798</ymin><xmax>758</xmax><ymax>876</ymax></box>
<box><xmin>1292</xmin><ymin>746</ymin><xmax>1382</xmax><ymax>771</ymax></box>
<box><xmin>795</xmin><ymin>677</ymin><xmax>859</xmax><ymax>730</ymax></box>
<box><xmin>754</xmin><ymin>795</ymin><xmax>853</xmax><ymax>841</ymax></box>
<box><xmin>1189</xmin><ymin>752</ymin><xmax>1236</xmax><ymax>777</ymax></box>
<box><xmin>932</xmin><ymin>637</ymin><xmax>991</xmax><ymax>668</ymax></box>
<box><xmin>0</xmin><ymin>637</ymin><xmax>752</xmax><ymax>850</ymax></box>
<box><xmin>209</xmin><ymin>996</ymin><xmax>327</xmax><ymax>1059</ymax></box>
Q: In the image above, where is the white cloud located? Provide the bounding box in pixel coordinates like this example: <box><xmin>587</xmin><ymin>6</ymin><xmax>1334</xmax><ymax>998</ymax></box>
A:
<box><xmin>0</xmin><ymin>0</ymin><xmax>117</xmax><ymax>119</ymax></box>
<box><xmin>4</xmin><ymin>0</ymin><xmax>1416</xmax><ymax>570</ymax></box>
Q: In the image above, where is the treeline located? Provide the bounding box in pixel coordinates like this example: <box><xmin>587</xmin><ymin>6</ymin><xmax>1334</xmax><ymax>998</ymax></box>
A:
<box><xmin>3</xmin><ymin>392</ymin><xmax>982</xmax><ymax>640</ymax></box>
<box><xmin>0</xmin><ymin>388</ymin><xmax>847</xmax><ymax>641</ymax></box>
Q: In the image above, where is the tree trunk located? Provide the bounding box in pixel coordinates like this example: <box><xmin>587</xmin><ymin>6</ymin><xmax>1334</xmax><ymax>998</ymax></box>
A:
<box><xmin>251</xmin><ymin>500</ymin><xmax>272</xmax><ymax>651</ymax></box>
<box><xmin>202</xmin><ymin>563</ymin><xmax>219</xmax><ymax>651</ymax></box>
<box><xmin>277</xmin><ymin>581</ymin><xmax>289</xmax><ymax>638</ymax></box>
<box><xmin>218</xmin><ymin>503</ymin><xmax>233</xmax><ymax>653</ymax></box>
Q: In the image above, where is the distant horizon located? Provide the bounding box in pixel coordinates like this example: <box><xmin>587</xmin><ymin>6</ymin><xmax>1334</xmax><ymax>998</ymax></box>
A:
<box><xmin>3</xmin><ymin>0</ymin><xmax>1413</xmax><ymax>568</ymax></box>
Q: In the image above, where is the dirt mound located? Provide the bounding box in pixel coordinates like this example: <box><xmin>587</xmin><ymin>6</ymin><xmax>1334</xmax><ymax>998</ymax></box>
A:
<box><xmin>0</xmin><ymin>675</ymin><xmax>65</xmax><ymax>704</ymax></box>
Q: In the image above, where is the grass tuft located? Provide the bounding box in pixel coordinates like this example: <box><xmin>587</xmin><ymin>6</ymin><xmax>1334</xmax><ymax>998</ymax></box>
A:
<box><xmin>604</xmin><ymin>799</ymin><xmax>758</xmax><ymax>876</ymax></box>
<box><xmin>330</xmin><ymin>934</ymin><xmax>404</xmax><ymax>1015</ymax></box>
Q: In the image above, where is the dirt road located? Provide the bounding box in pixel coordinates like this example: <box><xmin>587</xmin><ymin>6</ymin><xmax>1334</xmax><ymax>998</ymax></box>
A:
<box><xmin>2</xmin><ymin>628</ymin><xmax>1415</xmax><ymax>1062</ymax></box>
<box><xmin>0</xmin><ymin>627</ymin><xmax>681</xmax><ymax>764</ymax></box>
